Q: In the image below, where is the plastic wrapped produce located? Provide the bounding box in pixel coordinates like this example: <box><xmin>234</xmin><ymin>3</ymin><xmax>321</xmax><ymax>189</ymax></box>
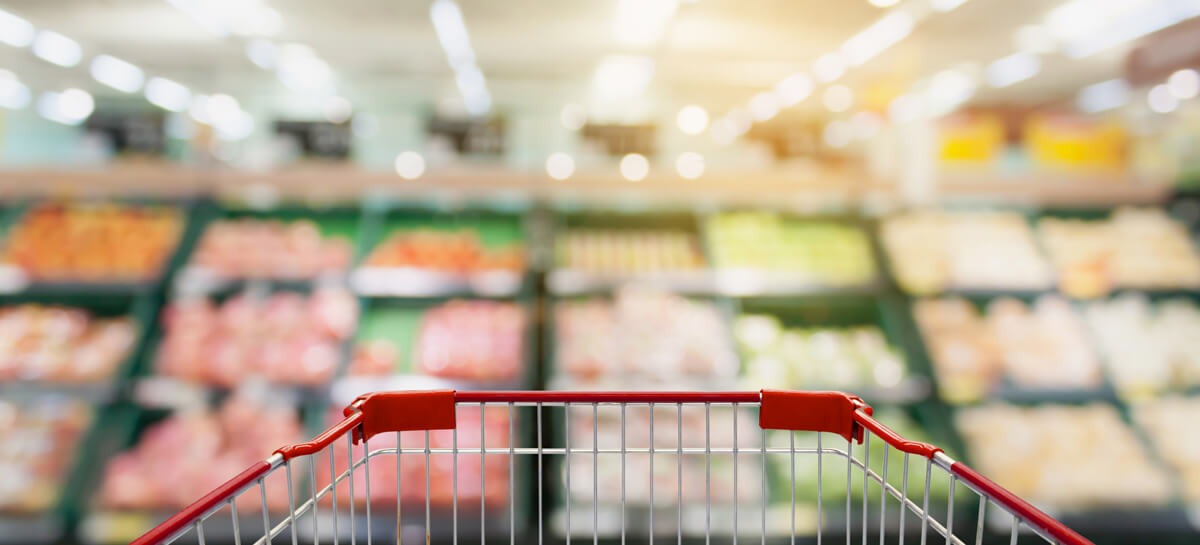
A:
<box><xmin>555</xmin><ymin>229</ymin><xmax>705</xmax><ymax>274</ymax></box>
<box><xmin>554</xmin><ymin>287</ymin><xmax>738</xmax><ymax>387</ymax></box>
<box><xmin>98</xmin><ymin>394</ymin><xmax>301</xmax><ymax>511</ymax></box>
<box><xmin>0</xmin><ymin>399</ymin><xmax>92</xmax><ymax>512</ymax></box>
<box><xmin>707</xmin><ymin>213</ymin><xmax>875</xmax><ymax>286</ymax></box>
<box><xmin>1131</xmin><ymin>396</ymin><xmax>1200</xmax><ymax>503</ymax></box>
<box><xmin>735</xmin><ymin>315</ymin><xmax>906</xmax><ymax>391</ymax></box>
<box><xmin>914</xmin><ymin>296</ymin><xmax>1101</xmax><ymax>403</ymax></box>
<box><xmin>1039</xmin><ymin>208</ymin><xmax>1200</xmax><ymax>297</ymax></box>
<box><xmin>0</xmin><ymin>305</ymin><xmax>137</xmax><ymax>383</ymax></box>
<box><xmin>1084</xmin><ymin>294</ymin><xmax>1200</xmax><ymax>396</ymax></box>
<box><xmin>155</xmin><ymin>287</ymin><xmax>357</xmax><ymax>386</ymax></box>
<box><xmin>881</xmin><ymin>212</ymin><xmax>1051</xmax><ymax>294</ymax></box>
<box><xmin>189</xmin><ymin>218</ymin><xmax>353</xmax><ymax>279</ymax></box>
<box><xmin>0</xmin><ymin>202</ymin><xmax>183</xmax><ymax>281</ymax></box>
<box><xmin>955</xmin><ymin>404</ymin><xmax>1170</xmax><ymax>510</ymax></box>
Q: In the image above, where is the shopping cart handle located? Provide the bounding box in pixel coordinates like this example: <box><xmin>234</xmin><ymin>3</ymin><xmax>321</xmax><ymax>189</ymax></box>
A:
<box><xmin>949</xmin><ymin>461</ymin><xmax>1095</xmax><ymax>545</ymax></box>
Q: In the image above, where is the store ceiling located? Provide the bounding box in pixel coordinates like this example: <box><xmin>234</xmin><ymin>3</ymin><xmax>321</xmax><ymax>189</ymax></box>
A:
<box><xmin>0</xmin><ymin>0</ymin><xmax>1143</xmax><ymax>118</ymax></box>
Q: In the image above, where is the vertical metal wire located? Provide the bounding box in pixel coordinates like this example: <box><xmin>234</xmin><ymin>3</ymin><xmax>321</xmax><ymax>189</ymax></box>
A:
<box><xmin>196</xmin><ymin>521</ymin><xmax>206</xmax><ymax>545</ymax></box>
<box><xmin>566</xmin><ymin>403</ymin><xmax>572</xmax><ymax>545</ymax></box>
<box><xmin>453</xmin><ymin>428</ymin><xmax>459</xmax><ymax>545</ymax></box>
<box><xmin>260</xmin><ymin>478</ymin><xmax>271</xmax><ymax>545</ymax></box>
<box><xmin>331</xmin><ymin>444</ymin><xmax>340</xmax><ymax>545</ymax></box>
<box><xmin>705</xmin><ymin>403</ymin><xmax>711</xmax><ymax>545</ymax></box>
<box><xmin>593</xmin><ymin>403</ymin><xmax>599</xmax><ymax>545</ymax></box>
<box><xmin>975</xmin><ymin>499</ymin><xmax>986</xmax><ymax>545</ymax></box>
<box><xmin>862</xmin><ymin>436</ymin><xmax>869</xmax><ymax>545</ymax></box>
<box><xmin>310</xmin><ymin>456</ymin><xmax>321</xmax><ymax>545</ymax></box>
<box><xmin>403</xmin><ymin>429</ymin><xmax>408</xmax><ymax>545</ymax></box>
<box><xmin>475</xmin><ymin>400</ymin><xmax>480</xmax><ymax>545</ymax></box>
<box><xmin>230</xmin><ymin>498</ymin><xmax>240</xmax><ymax>545</ymax></box>
<box><xmin>425</xmin><ymin>430</ymin><xmax>432</xmax><ymax>545</ymax></box>
<box><xmin>364</xmin><ymin>436</ymin><xmax>373</xmax><ymax>545</ymax></box>
<box><xmin>510</xmin><ymin>402</ymin><xmax>516</xmax><ymax>545</ymax></box>
<box><xmin>733</xmin><ymin>403</ymin><xmax>739</xmax><ymax>545</ymax></box>
<box><xmin>537</xmin><ymin>403</ymin><xmax>543</xmax><ymax>545</ymax></box>
<box><xmin>879</xmin><ymin>446</ymin><xmax>888</xmax><ymax>545</ymax></box>
<box><xmin>649</xmin><ymin>403</ymin><xmax>655</xmax><ymax>545</ymax></box>
<box><xmin>347</xmin><ymin>436</ymin><xmax>357</xmax><ymax>545</ymax></box>
<box><xmin>287</xmin><ymin>460</ymin><xmax>298</xmax><ymax>545</ymax></box>
<box><xmin>620</xmin><ymin>403</ymin><xmax>627</xmax><ymax>545</ymax></box>
<box><xmin>816</xmin><ymin>433</ymin><xmax>823</xmax><ymax>545</ymax></box>
<box><xmin>898</xmin><ymin>453</ymin><xmax>909</xmax><ymax>545</ymax></box>
<box><xmin>1009</xmin><ymin>516</ymin><xmax>1019</xmax><ymax>545</ymax></box>
<box><xmin>676</xmin><ymin>403</ymin><xmax>683</xmax><ymax>545</ymax></box>
<box><xmin>844</xmin><ymin>439</ymin><xmax>852</xmax><ymax>545</ymax></box>
<box><xmin>945</xmin><ymin>476</ymin><xmax>956</xmax><ymax>545</ymax></box>
<box><xmin>760</xmin><ymin>427</ymin><xmax>767</xmax><ymax>545</ymax></box>
<box><xmin>919</xmin><ymin>458</ymin><xmax>932</xmax><ymax>545</ymax></box>
<box><xmin>789</xmin><ymin>432</ymin><xmax>795</xmax><ymax>545</ymax></box>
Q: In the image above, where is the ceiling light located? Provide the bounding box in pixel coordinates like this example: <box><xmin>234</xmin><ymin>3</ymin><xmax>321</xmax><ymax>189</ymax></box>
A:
<box><xmin>1058</xmin><ymin>0</ymin><xmax>1200</xmax><ymax>58</ymax></box>
<box><xmin>395</xmin><ymin>151</ymin><xmax>426</xmax><ymax>180</ymax></box>
<box><xmin>926</xmin><ymin>69</ymin><xmax>976</xmax><ymax>115</ymax></box>
<box><xmin>32</xmin><ymin>31</ymin><xmax>81</xmax><ymax>67</ymax></box>
<box><xmin>1013</xmin><ymin>24</ymin><xmax>1055</xmax><ymax>54</ymax></box>
<box><xmin>593</xmin><ymin>55</ymin><xmax>655</xmax><ymax>101</ymax></box>
<box><xmin>215</xmin><ymin>110</ymin><xmax>255</xmax><ymax>141</ymax></box>
<box><xmin>823</xmin><ymin>120</ymin><xmax>853</xmax><ymax>148</ymax></box>
<box><xmin>776</xmin><ymin>73</ymin><xmax>814</xmax><ymax>106</ymax></box>
<box><xmin>813</xmin><ymin>53</ymin><xmax>846</xmax><ymax>83</ymax></box>
<box><xmin>748</xmin><ymin>91</ymin><xmax>781</xmax><ymax>121</ymax></box>
<box><xmin>37</xmin><ymin>88</ymin><xmax>93</xmax><ymax>125</ymax></box>
<box><xmin>823</xmin><ymin>85</ymin><xmax>854</xmax><ymax>113</ymax></box>
<box><xmin>1148</xmin><ymin>84</ymin><xmax>1178</xmax><ymax>114</ymax></box>
<box><xmin>614</xmin><ymin>0</ymin><xmax>679</xmax><ymax>46</ymax></box>
<box><xmin>90</xmin><ymin>55</ymin><xmax>144</xmax><ymax>93</ymax></box>
<box><xmin>246</xmin><ymin>39</ymin><xmax>277</xmax><ymax>69</ymax></box>
<box><xmin>930</xmin><ymin>0</ymin><xmax>969</xmax><ymax>12</ymax></box>
<box><xmin>1168</xmin><ymin>68</ymin><xmax>1199</xmax><ymax>100</ymax></box>
<box><xmin>145</xmin><ymin>77</ymin><xmax>192</xmax><ymax>112</ymax></box>
<box><xmin>431</xmin><ymin>0</ymin><xmax>475</xmax><ymax>69</ymax></box>
<box><xmin>1076</xmin><ymin>79</ymin><xmax>1130</xmax><ymax>113</ymax></box>
<box><xmin>561</xmin><ymin>104</ymin><xmax>587</xmax><ymax>130</ymax></box>
<box><xmin>676</xmin><ymin>105</ymin><xmax>709</xmax><ymax>135</ymax></box>
<box><xmin>324</xmin><ymin>96</ymin><xmax>352</xmax><ymax>124</ymax></box>
<box><xmin>620</xmin><ymin>153</ymin><xmax>649</xmax><ymax>181</ymax></box>
<box><xmin>546</xmin><ymin>152</ymin><xmax>575</xmax><ymax>180</ymax></box>
<box><xmin>0</xmin><ymin>70</ymin><xmax>30</xmax><ymax>109</ymax></box>
<box><xmin>851</xmin><ymin>111</ymin><xmax>883</xmax><ymax>139</ymax></box>
<box><xmin>0</xmin><ymin>8</ymin><xmax>34</xmax><ymax>48</ymax></box>
<box><xmin>675</xmin><ymin>152</ymin><xmax>704</xmax><ymax>179</ymax></box>
<box><xmin>188</xmin><ymin>95</ymin><xmax>211</xmax><ymax>124</ymax></box>
<box><xmin>986</xmin><ymin>52</ymin><xmax>1040</xmax><ymax>88</ymax></box>
<box><xmin>455</xmin><ymin>65</ymin><xmax>491</xmax><ymax>116</ymax></box>
<box><xmin>167</xmin><ymin>0</ymin><xmax>282</xmax><ymax>37</ymax></box>
<box><xmin>842</xmin><ymin>11</ymin><xmax>914</xmax><ymax>66</ymax></box>
<box><xmin>277</xmin><ymin>50</ymin><xmax>333</xmax><ymax>94</ymax></box>
<box><xmin>869</xmin><ymin>0</ymin><xmax>900</xmax><ymax>6</ymax></box>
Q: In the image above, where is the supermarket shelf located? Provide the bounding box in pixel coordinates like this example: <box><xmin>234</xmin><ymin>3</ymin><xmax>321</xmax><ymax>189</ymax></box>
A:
<box><xmin>350</xmin><ymin>267</ymin><xmax>524</xmax><ymax>298</ymax></box>
<box><xmin>547</xmin><ymin>269</ymin><xmax>714</xmax><ymax>296</ymax></box>
<box><xmin>172</xmin><ymin>266</ymin><xmax>349</xmax><ymax>296</ymax></box>
<box><xmin>0</xmin><ymin>513</ymin><xmax>65</xmax><ymax>545</ymax></box>
<box><xmin>0</xmin><ymin>381</ymin><xmax>121</xmax><ymax>404</ymax></box>
<box><xmin>548</xmin><ymin>269</ymin><xmax>880</xmax><ymax>297</ymax></box>
<box><xmin>133</xmin><ymin>377</ymin><xmax>324</xmax><ymax>409</ymax></box>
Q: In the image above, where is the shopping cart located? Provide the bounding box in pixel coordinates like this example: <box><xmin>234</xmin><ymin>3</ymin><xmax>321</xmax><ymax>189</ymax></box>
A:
<box><xmin>128</xmin><ymin>390</ymin><xmax>1093</xmax><ymax>545</ymax></box>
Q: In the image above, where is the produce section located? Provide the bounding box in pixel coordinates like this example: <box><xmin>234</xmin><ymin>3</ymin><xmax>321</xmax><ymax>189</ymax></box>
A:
<box><xmin>706</xmin><ymin>213</ymin><xmax>876</xmax><ymax>288</ymax></box>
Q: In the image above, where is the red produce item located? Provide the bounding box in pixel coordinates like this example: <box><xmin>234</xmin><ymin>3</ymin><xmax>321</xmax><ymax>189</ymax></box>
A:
<box><xmin>191</xmin><ymin>219</ymin><xmax>352</xmax><ymax>279</ymax></box>
<box><xmin>0</xmin><ymin>304</ymin><xmax>136</xmax><ymax>383</ymax></box>
<box><xmin>411</xmin><ymin>300</ymin><xmax>524</xmax><ymax>383</ymax></box>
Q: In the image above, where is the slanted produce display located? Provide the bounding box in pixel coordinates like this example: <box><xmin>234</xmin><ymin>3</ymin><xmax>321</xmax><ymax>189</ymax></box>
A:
<box><xmin>0</xmin><ymin>398</ymin><xmax>92</xmax><ymax>513</ymax></box>
<box><xmin>186</xmin><ymin>217</ymin><xmax>354</xmax><ymax>281</ymax></box>
<box><xmin>1130</xmin><ymin>396</ymin><xmax>1200</xmax><ymax>504</ymax></box>
<box><xmin>1083</xmin><ymin>294</ymin><xmax>1200</xmax><ymax>398</ymax></box>
<box><xmin>706</xmin><ymin>212</ymin><xmax>876</xmax><ymax>289</ymax></box>
<box><xmin>0</xmin><ymin>304</ymin><xmax>138</xmax><ymax>384</ymax></box>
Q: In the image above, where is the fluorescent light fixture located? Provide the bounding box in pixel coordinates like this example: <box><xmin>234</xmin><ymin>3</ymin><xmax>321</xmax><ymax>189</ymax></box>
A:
<box><xmin>246</xmin><ymin>39</ymin><xmax>277</xmax><ymax>69</ymax></box>
<box><xmin>277</xmin><ymin>49</ymin><xmax>333</xmax><ymax>94</ymax></box>
<box><xmin>431</xmin><ymin>0</ymin><xmax>475</xmax><ymax>69</ymax></box>
<box><xmin>614</xmin><ymin>0</ymin><xmax>679</xmax><ymax>46</ymax></box>
<box><xmin>813</xmin><ymin>53</ymin><xmax>846</xmax><ymax>83</ymax></box>
<box><xmin>167</xmin><ymin>0</ymin><xmax>282</xmax><ymax>37</ymax></box>
<box><xmin>395</xmin><ymin>151</ymin><xmax>426</xmax><ymax>180</ymax></box>
<box><xmin>676</xmin><ymin>105</ymin><xmax>708</xmax><ymax>135</ymax></box>
<box><xmin>145</xmin><ymin>77</ymin><xmax>192</xmax><ymax>112</ymax></box>
<box><xmin>0</xmin><ymin>70</ymin><xmax>30</xmax><ymax>109</ymax></box>
<box><xmin>748</xmin><ymin>91</ymin><xmax>781</xmax><ymax>121</ymax></box>
<box><xmin>593</xmin><ymin>55</ymin><xmax>655</xmax><ymax>101</ymax></box>
<box><xmin>37</xmin><ymin>88</ymin><xmax>93</xmax><ymax>125</ymax></box>
<box><xmin>926</xmin><ymin>69</ymin><xmax>976</xmax><ymax>115</ymax></box>
<box><xmin>1168</xmin><ymin>69</ymin><xmax>1199</xmax><ymax>100</ymax></box>
<box><xmin>90</xmin><ymin>55</ymin><xmax>144</xmax><ymax>93</ymax></box>
<box><xmin>842</xmin><ymin>11</ymin><xmax>914</xmax><ymax>66</ymax></box>
<box><xmin>619</xmin><ymin>153</ymin><xmax>649</xmax><ymax>182</ymax></box>
<box><xmin>455</xmin><ymin>65</ymin><xmax>491</xmax><ymax>115</ymax></box>
<box><xmin>561</xmin><ymin>104</ymin><xmax>587</xmax><ymax>130</ymax></box>
<box><xmin>1076</xmin><ymin>78</ymin><xmax>1130</xmax><ymax>113</ymax></box>
<box><xmin>986</xmin><ymin>52</ymin><xmax>1040</xmax><ymax>88</ymax></box>
<box><xmin>1147</xmin><ymin>84</ymin><xmax>1178</xmax><ymax>114</ymax></box>
<box><xmin>32</xmin><ymin>31</ymin><xmax>81</xmax><ymax>67</ymax></box>
<box><xmin>546</xmin><ymin>152</ymin><xmax>575</xmax><ymax>180</ymax></box>
<box><xmin>823</xmin><ymin>120</ymin><xmax>853</xmax><ymax>148</ymax></box>
<box><xmin>0</xmin><ymin>8</ymin><xmax>35</xmax><ymax>48</ymax></box>
<box><xmin>776</xmin><ymin>73</ymin><xmax>814</xmax><ymax>106</ymax></box>
<box><xmin>930</xmin><ymin>0</ymin><xmax>969</xmax><ymax>12</ymax></box>
<box><xmin>1058</xmin><ymin>0</ymin><xmax>1200</xmax><ymax>58</ymax></box>
<box><xmin>675</xmin><ymin>152</ymin><xmax>704</xmax><ymax>179</ymax></box>
<box><xmin>823</xmin><ymin>85</ymin><xmax>854</xmax><ymax>113</ymax></box>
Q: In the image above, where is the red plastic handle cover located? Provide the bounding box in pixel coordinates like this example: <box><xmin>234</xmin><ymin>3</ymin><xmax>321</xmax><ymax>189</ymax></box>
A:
<box><xmin>346</xmin><ymin>389</ymin><xmax>457</xmax><ymax>443</ymax></box>
<box><xmin>758</xmin><ymin>390</ymin><xmax>869</xmax><ymax>443</ymax></box>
